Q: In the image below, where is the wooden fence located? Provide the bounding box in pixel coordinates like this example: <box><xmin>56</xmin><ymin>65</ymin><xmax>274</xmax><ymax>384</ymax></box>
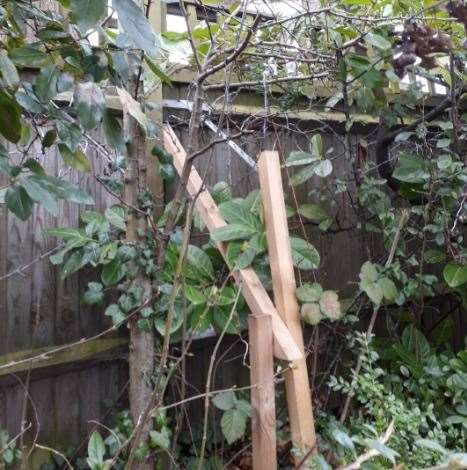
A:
<box><xmin>0</xmin><ymin>94</ymin><xmax>465</xmax><ymax>468</ymax></box>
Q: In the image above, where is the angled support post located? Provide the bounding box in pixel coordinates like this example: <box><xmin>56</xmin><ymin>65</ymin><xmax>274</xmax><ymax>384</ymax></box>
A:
<box><xmin>162</xmin><ymin>125</ymin><xmax>302</xmax><ymax>362</ymax></box>
<box><xmin>258</xmin><ymin>151</ymin><xmax>317</xmax><ymax>456</ymax></box>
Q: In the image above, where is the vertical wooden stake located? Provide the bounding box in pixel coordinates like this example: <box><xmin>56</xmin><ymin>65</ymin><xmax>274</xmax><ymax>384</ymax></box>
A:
<box><xmin>249</xmin><ymin>314</ymin><xmax>277</xmax><ymax>470</ymax></box>
<box><xmin>258</xmin><ymin>151</ymin><xmax>317</xmax><ymax>456</ymax></box>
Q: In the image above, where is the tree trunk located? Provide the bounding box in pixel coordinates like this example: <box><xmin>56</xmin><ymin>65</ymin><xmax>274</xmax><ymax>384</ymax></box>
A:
<box><xmin>124</xmin><ymin>113</ymin><xmax>155</xmax><ymax>470</ymax></box>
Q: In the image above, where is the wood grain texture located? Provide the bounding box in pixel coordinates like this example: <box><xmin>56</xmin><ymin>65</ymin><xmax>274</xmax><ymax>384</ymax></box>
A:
<box><xmin>258</xmin><ymin>151</ymin><xmax>316</xmax><ymax>453</ymax></box>
<box><xmin>163</xmin><ymin>124</ymin><xmax>302</xmax><ymax>362</ymax></box>
<box><xmin>249</xmin><ymin>314</ymin><xmax>277</xmax><ymax>470</ymax></box>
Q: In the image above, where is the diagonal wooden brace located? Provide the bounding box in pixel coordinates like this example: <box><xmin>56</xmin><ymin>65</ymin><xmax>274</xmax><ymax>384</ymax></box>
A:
<box><xmin>162</xmin><ymin>125</ymin><xmax>302</xmax><ymax>362</ymax></box>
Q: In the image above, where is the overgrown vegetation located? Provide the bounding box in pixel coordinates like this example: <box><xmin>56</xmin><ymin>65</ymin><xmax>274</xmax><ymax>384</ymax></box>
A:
<box><xmin>0</xmin><ymin>0</ymin><xmax>466</xmax><ymax>468</ymax></box>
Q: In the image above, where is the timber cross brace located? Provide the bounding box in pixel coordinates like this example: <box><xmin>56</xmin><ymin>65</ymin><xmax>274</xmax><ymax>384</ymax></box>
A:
<box><xmin>163</xmin><ymin>124</ymin><xmax>316</xmax><ymax>469</ymax></box>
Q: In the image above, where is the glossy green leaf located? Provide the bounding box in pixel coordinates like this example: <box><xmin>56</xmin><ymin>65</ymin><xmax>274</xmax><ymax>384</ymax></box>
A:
<box><xmin>57</xmin><ymin>120</ymin><xmax>82</xmax><ymax>151</ymax></box>
<box><xmin>87</xmin><ymin>431</ymin><xmax>105</xmax><ymax>467</ymax></box>
<box><xmin>9</xmin><ymin>46</ymin><xmax>50</xmax><ymax>67</ymax></box>
<box><xmin>5</xmin><ymin>186</ymin><xmax>34</xmax><ymax>220</ymax></box>
<box><xmin>144</xmin><ymin>56</ymin><xmax>171</xmax><ymax>85</ymax></box>
<box><xmin>103</xmin><ymin>110</ymin><xmax>126</xmax><ymax>153</ymax></box>
<box><xmin>186</xmin><ymin>245</ymin><xmax>214</xmax><ymax>280</ymax></box>
<box><xmin>0</xmin><ymin>52</ymin><xmax>19</xmax><ymax>89</ymax></box>
<box><xmin>101</xmin><ymin>258</ymin><xmax>126</xmax><ymax>286</ymax></box>
<box><xmin>73</xmin><ymin>81</ymin><xmax>105</xmax><ymax>130</ymax></box>
<box><xmin>0</xmin><ymin>90</ymin><xmax>21</xmax><ymax>143</ymax></box>
<box><xmin>71</xmin><ymin>0</ymin><xmax>106</xmax><ymax>32</ymax></box>
<box><xmin>35</xmin><ymin>65</ymin><xmax>59</xmax><ymax>102</ymax></box>
<box><xmin>19</xmin><ymin>176</ymin><xmax>58</xmax><ymax>215</ymax></box>
<box><xmin>211</xmin><ymin>224</ymin><xmax>258</xmax><ymax>242</ymax></box>
<box><xmin>58</xmin><ymin>143</ymin><xmax>91</xmax><ymax>172</ymax></box>
<box><xmin>365</xmin><ymin>32</ymin><xmax>392</xmax><ymax>50</ymax></box>
<box><xmin>443</xmin><ymin>263</ymin><xmax>467</xmax><ymax>288</ymax></box>
<box><xmin>113</xmin><ymin>0</ymin><xmax>157</xmax><ymax>57</ymax></box>
<box><xmin>290</xmin><ymin>237</ymin><xmax>320</xmax><ymax>270</ymax></box>
<box><xmin>219</xmin><ymin>200</ymin><xmax>262</xmax><ymax>231</ymax></box>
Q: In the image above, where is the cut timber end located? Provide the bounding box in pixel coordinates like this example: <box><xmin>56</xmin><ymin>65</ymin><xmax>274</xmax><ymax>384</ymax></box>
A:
<box><xmin>162</xmin><ymin>125</ymin><xmax>302</xmax><ymax>362</ymax></box>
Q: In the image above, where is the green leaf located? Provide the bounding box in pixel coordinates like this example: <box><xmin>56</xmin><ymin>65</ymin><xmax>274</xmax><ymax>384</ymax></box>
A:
<box><xmin>362</xmin><ymin>281</ymin><xmax>383</xmax><ymax>305</ymax></box>
<box><xmin>393</xmin><ymin>153</ymin><xmax>429</xmax><ymax>184</ymax></box>
<box><xmin>212</xmin><ymin>181</ymin><xmax>232</xmax><ymax>204</ymax></box>
<box><xmin>235</xmin><ymin>399</ymin><xmax>252</xmax><ymax>418</ymax></box>
<box><xmin>331</xmin><ymin>428</ymin><xmax>355</xmax><ymax>450</ymax></box>
<box><xmin>211</xmin><ymin>224</ymin><xmax>258</xmax><ymax>242</ymax></box>
<box><xmin>290</xmin><ymin>164</ymin><xmax>315</xmax><ymax>186</ymax></box>
<box><xmin>298</xmin><ymin>204</ymin><xmax>328</xmax><ymax>222</ymax></box>
<box><xmin>103</xmin><ymin>110</ymin><xmax>125</xmax><ymax>153</ymax></box>
<box><xmin>416</xmin><ymin>439</ymin><xmax>448</xmax><ymax>455</ymax></box>
<box><xmin>367</xmin><ymin>440</ymin><xmax>398</xmax><ymax>464</ymax></box>
<box><xmin>314</xmin><ymin>159</ymin><xmax>332</xmax><ymax>178</ymax></box>
<box><xmin>46</xmin><ymin>227</ymin><xmax>89</xmax><ymax>242</ymax></box>
<box><xmin>58</xmin><ymin>143</ymin><xmax>91</xmax><ymax>172</ymax></box>
<box><xmin>15</xmin><ymin>90</ymin><xmax>43</xmax><ymax>113</ymax></box>
<box><xmin>285</xmin><ymin>151</ymin><xmax>317</xmax><ymax>167</ymax></box>
<box><xmin>30</xmin><ymin>174</ymin><xmax>94</xmax><ymax>205</ymax></box>
<box><xmin>184</xmin><ymin>285</ymin><xmax>206</xmax><ymax>305</ymax></box>
<box><xmin>82</xmin><ymin>282</ymin><xmax>104</xmax><ymax>305</ymax></box>
<box><xmin>212</xmin><ymin>391</ymin><xmax>236</xmax><ymax>411</ymax></box>
<box><xmin>71</xmin><ymin>0</ymin><xmax>106</xmax><ymax>32</ymax></box>
<box><xmin>443</xmin><ymin>263</ymin><xmax>467</xmax><ymax>288</ymax></box>
<box><xmin>162</xmin><ymin>31</ymin><xmax>188</xmax><ymax>42</ymax></box>
<box><xmin>365</xmin><ymin>32</ymin><xmax>392</xmax><ymax>50</ymax></box>
<box><xmin>113</xmin><ymin>0</ymin><xmax>157</xmax><ymax>57</ymax></box>
<box><xmin>101</xmin><ymin>258</ymin><xmax>126</xmax><ymax>286</ymax></box>
<box><xmin>219</xmin><ymin>201</ymin><xmax>262</xmax><ymax>231</ymax></box>
<box><xmin>424</xmin><ymin>249</ymin><xmax>445</xmax><ymax>264</ymax></box>
<box><xmin>186</xmin><ymin>245</ymin><xmax>214</xmax><ymax>280</ymax></box>
<box><xmin>221</xmin><ymin>409</ymin><xmax>247</xmax><ymax>444</ymax></box>
<box><xmin>0</xmin><ymin>51</ymin><xmax>19</xmax><ymax>89</ymax></box>
<box><xmin>6</xmin><ymin>186</ymin><xmax>34</xmax><ymax>220</ymax></box>
<box><xmin>105</xmin><ymin>205</ymin><xmax>126</xmax><ymax>230</ymax></box>
<box><xmin>296</xmin><ymin>283</ymin><xmax>323</xmax><ymax>303</ymax></box>
<box><xmin>149</xmin><ymin>428</ymin><xmax>171</xmax><ymax>450</ymax></box>
<box><xmin>401</xmin><ymin>325</ymin><xmax>430</xmax><ymax>361</ymax></box>
<box><xmin>105</xmin><ymin>304</ymin><xmax>126</xmax><ymax>325</ymax></box>
<box><xmin>0</xmin><ymin>90</ymin><xmax>21</xmax><ymax>143</ymax></box>
<box><xmin>9</xmin><ymin>46</ymin><xmax>50</xmax><ymax>67</ymax></box>
<box><xmin>19</xmin><ymin>176</ymin><xmax>58</xmax><ymax>215</ymax></box>
<box><xmin>144</xmin><ymin>56</ymin><xmax>171</xmax><ymax>85</ymax></box>
<box><xmin>290</xmin><ymin>237</ymin><xmax>320</xmax><ymax>270</ymax></box>
<box><xmin>57</xmin><ymin>120</ymin><xmax>82</xmax><ymax>151</ymax></box>
<box><xmin>87</xmin><ymin>431</ymin><xmax>105</xmax><ymax>467</ymax></box>
<box><xmin>377</xmin><ymin>277</ymin><xmax>398</xmax><ymax>302</ymax></box>
<box><xmin>73</xmin><ymin>81</ymin><xmax>105</xmax><ymax>130</ymax></box>
<box><xmin>360</xmin><ymin>261</ymin><xmax>379</xmax><ymax>283</ymax></box>
<box><xmin>310</xmin><ymin>134</ymin><xmax>324</xmax><ymax>157</ymax></box>
<box><xmin>215</xmin><ymin>286</ymin><xmax>236</xmax><ymax>306</ymax></box>
<box><xmin>35</xmin><ymin>65</ymin><xmax>58</xmax><ymax>102</ymax></box>
<box><xmin>392</xmin><ymin>343</ymin><xmax>424</xmax><ymax>378</ymax></box>
<box><xmin>42</xmin><ymin>130</ymin><xmax>57</xmax><ymax>151</ymax></box>
<box><xmin>61</xmin><ymin>250</ymin><xmax>88</xmax><ymax>279</ymax></box>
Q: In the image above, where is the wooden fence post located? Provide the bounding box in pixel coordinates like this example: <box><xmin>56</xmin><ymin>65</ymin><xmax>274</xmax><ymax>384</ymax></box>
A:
<box><xmin>258</xmin><ymin>151</ymin><xmax>317</xmax><ymax>457</ymax></box>
<box><xmin>249</xmin><ymin>314</ymin><xmax>277</xmax><ymax>470</ymax></box>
